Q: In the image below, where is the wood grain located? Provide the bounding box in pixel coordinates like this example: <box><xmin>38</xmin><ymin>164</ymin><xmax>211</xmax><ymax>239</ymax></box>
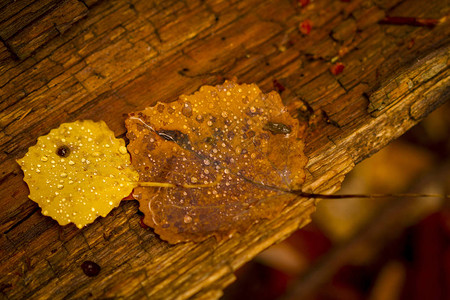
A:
<box><xmin>0</xmin><ymin>0</ymin><xmax>448</xmax><ymax>298</ymax></box>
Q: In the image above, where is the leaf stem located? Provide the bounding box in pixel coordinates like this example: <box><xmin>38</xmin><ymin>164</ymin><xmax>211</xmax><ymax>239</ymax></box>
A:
<box><xmin>134</xmin><ymin>175</ymin><xmax>222</xmax><ymax>189</ymax></box>
<box><xmin>290</xmin><ymin>190</ymin><xmax>450</xmax><ymax>199</ymax></box>
<box><xmin>135</xmin><ymin>182</ymin><xmax>176</xmax><ymax>188</ymax></box>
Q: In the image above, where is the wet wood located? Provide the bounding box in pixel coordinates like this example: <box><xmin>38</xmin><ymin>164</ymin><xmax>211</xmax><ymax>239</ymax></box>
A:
<box><xmin>0</xmin><ymin>0</ymin><xmax>448</xmax><ymax>299</ymax></box>
<box><xmin>0</xmin><ymin>0</ymin><xmax>88</xmax><ymax>59</ymax></box>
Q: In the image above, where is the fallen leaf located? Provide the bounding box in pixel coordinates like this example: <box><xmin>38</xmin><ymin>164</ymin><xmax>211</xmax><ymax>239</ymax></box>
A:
<box><xmin>126</xmin><ymin>81</ymin><xmax>308</xmax><ymax>243</ymax></box>
<box><xmin>17</xmin><ymin>120</ymin><xmax>139</xmax><ymax>228</ymax></box>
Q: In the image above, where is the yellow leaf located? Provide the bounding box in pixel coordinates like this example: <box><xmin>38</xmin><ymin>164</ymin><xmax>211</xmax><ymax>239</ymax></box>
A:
<box><xmin>17</xmin><ymin>120</ymin><xmax>139</xmax><ymax>228</ymax></box>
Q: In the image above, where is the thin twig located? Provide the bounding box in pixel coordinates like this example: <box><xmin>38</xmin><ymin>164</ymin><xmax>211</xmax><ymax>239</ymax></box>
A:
<box><xmin>379</xmin><ymin>16</ymin><xmax>442</xmax><ymax>27</ymax></box>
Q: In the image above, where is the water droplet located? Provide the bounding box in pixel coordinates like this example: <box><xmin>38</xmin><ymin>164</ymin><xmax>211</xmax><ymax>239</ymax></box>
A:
<box><xmin>57</xmin><ymin>184</ymin><xmax>64</xmax><ymax>189</ymax></box>
<box><xmin>81</xmin><ymin>261</ymin><xmax>101</xmax><ymax>277</ymax></box>
<box><xmin>119</xmin><ymin>146</ymin><xmax>127</xmax><ymax>154</ymax></box>
<box><xmin>184</xmin><ymin>215</ymin><xmax>192</xmax><ymax>223</ymax></box>
<box><xmin>181</xmin><ymin>102</ymin><xmax>193</xmax><ymax>117</ymax></box>
<box><xmin>204</xmin><ymin>159</ymin><xmax>210</xmax><ymax>165</ymax></box>
<box><xmin>41</xmin><ymin>156</ymin><xmax>48</xmax><ymax>162</ymax></box>
<box><xmin>191</xmin><ymin>177</ymin><xmax>198</xmax><ymax>183</ymax></box>
<box><xmin>57</xmin><ymin>145</ymin><xmax>70</xmax><ymax>157</ymax></box>
<box><xmin>60</xmin><ymin>172</ymin><xmax>67</xmax><ymax>178</ymax></box>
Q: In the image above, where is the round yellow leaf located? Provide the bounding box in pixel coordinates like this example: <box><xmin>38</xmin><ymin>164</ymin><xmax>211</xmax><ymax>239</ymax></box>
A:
<box><xmin>17</xmin><ymin>120</ymin><xmax>139</xmax><ymax>228</ymax></box>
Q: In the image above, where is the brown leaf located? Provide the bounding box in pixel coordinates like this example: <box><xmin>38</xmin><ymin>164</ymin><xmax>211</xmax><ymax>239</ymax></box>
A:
<box><xmin>125</xmin><ymin>81</ymin><xmax>308</xmax><ymax>243</ymax></box>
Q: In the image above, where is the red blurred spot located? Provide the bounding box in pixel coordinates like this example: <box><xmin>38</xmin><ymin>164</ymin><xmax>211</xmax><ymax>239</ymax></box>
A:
<box><xmin>273</xmin><ymin>79</ymin><xmax>286</xmax><ymax>93</ymax></box>
<box><xmin>299</xmin><ymin>19</ymin><xmax>312</xmax><ymax>35</ymax></box>
<box><xmin>298</xmin><ymin>0</ymin><xmax>310</xmax><ymax>7</ymax></box>
<box><xmin>330</xmin><ymin>62</ymin><xmax>345</xmax><ymax>75</ymax></box>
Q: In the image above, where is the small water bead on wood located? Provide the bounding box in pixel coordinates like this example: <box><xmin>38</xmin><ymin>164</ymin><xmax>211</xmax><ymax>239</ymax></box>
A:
<box><xmin>17</xmin><ymin>120</ymin><xmax>139</xmax><ymax>228</ymax></box>
<box><xmin>126</xmin><ymin>81</ymin><xmax>308</xmax><ymax>244</ymax></box>
<box><xmin>81</xmin><ymin>260</ymin><xmax>101</xmax><ymax>277</ymax></box>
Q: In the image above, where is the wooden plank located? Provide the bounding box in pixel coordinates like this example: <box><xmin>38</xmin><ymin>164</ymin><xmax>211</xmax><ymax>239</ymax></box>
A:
<box><xmin>2</xmin><ymin>0</ymin><xmax>88</xmax><ymax>59</ymax></box>
<box><xmin>0</xmin><ymin>0</ymin><xmax>448</xmax><ymax>298</ymax></box>
<box><xmin>0</xmin><ymin>0</ymin><xmax>60</xmax><ymax>39</ymax></box>
<box><xmin>0</xmin><ymin>39</ymin><xmax>11</xmax><ymax>62</ymax></box>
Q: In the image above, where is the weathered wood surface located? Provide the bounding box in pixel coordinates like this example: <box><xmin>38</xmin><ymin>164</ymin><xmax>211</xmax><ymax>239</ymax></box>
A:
<box><xmin>0</xmin><ymin>0</ymin><xmax>448</xmax><ymax>299</ymax></box>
